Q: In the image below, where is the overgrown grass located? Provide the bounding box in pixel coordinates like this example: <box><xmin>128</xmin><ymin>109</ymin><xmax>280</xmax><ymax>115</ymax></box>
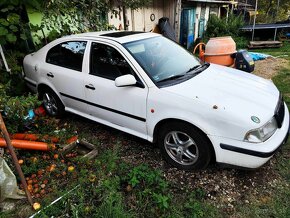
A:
<box><xmin>16</xmin><ymin>146</ymin><xmax>218</xmax><ymax>218</ymax></box>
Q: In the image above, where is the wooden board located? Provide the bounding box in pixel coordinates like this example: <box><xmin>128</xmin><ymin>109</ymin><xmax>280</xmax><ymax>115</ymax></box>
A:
<box><xmin>248</xmin><ymin>41</ymin><xmax>282</xmax><ymax>49</ymax></box>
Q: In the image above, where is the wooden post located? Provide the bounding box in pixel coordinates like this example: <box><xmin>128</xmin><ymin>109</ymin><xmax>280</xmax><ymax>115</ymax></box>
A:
<box><xmin>0</xmin><ymin>113</ymin><xmax>33</xmax><ymax>206</ymax></box>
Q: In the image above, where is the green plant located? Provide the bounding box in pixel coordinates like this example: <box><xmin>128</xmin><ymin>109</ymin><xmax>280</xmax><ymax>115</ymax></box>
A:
<box><xmin>0</xmin><ymin>0</ymin><xmax>41</xmax><ymax>45</ymax></box>
<box><xmin>124</xmin><ymin>164</ymin><xmax>171</xmax><ymax>213</ymax></box>
<box><xmin>32</xmin><ymin>0</ymin><xmax>152</xmax><ymax>46</ymax></box>
<box><xmin>0</xmin><ymin>93</ymin><xmax>40</xmax><ymax>133</ymax></box>
<box><xmin>205</xmin><ymin>14</ymin><xmax>244</xmax><ymax>37</ymax></box>
<box><xmin>204</xmin><ymin>14</ymin><xmax>248</xmax><ymax>49</ymax></box>
<box><xmin>1</xmin><ymin>50</ymin><xmax>28</xmax><ymax>96</ymax></box>
<box><xmin>127</xmin><ymin>164</ymin><xmax>168</xmax><ymax>191</ymax></box>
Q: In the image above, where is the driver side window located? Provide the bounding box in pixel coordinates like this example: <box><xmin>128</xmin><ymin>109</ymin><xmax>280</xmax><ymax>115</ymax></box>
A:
<box><xmin>90</xmin><ymin>42</ymin><xmax>132</xmax><ymax>80</ymax></box>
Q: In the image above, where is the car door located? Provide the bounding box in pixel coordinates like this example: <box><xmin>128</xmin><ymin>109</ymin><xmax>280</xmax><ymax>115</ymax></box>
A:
<box><xmin>41</xmin><ymin>40</ymin><xmax>88</xmax><ymax>113</ymax></box>
<box><xmin>84</xmin><ymin>41</ymin><xmax>148</xmax><ymax>137</ymax></box>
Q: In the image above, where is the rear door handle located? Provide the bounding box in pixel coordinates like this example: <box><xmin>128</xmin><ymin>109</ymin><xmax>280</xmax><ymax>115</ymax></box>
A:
<box><xmin>47</xmin><ymin>72</ymin><xmax>54</xmax><ymax>78</ymax></box>
<box><xmin>85</xmin><ymin>84</ymin><xmax>95</xmax><ymax>90</ymax></box>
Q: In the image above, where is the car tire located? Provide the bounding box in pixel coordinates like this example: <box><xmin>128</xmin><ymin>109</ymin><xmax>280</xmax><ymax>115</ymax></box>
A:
<box><xmin>158</xmin><ymin>121</ymin><xmax>212</xmax><ymax>170</ymax></box>
<box><xmin>40</xmin><ymin>88</ymin><xmax>65</xmax><ymax>117</ymax></box>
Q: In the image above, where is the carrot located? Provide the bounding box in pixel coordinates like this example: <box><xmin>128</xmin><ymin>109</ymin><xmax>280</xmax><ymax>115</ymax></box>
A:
<box><xmin>66</xmin><ymin>135</ymin><xmax>78</xmax><ymax>144</ymax></box>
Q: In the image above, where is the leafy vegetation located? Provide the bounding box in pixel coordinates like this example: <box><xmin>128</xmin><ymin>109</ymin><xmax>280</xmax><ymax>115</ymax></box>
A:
<box><xmin>256</xmin><ymin>0</ymin><xmax>290</xmax><ymax>23</ymax></box>
<box><xmin>0</xmin><ymin>142</ymin><xmax>218</xmax><ymax>217</ymax></box>
<box><xmin>0</xmin><ymin>0</ymin><xmax>40</xmax><ymax>45</ymax></box>
<box><xmin>204</xmin><ymin>14</ymin><xmax>248</xmax><ymax>49</ymax></box>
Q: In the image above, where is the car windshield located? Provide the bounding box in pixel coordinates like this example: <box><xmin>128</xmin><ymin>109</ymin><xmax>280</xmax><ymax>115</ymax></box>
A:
<box><xmin>123</xmin><ymin>36</ymin><xmax>202</xmax><ymax>84</ymax></box>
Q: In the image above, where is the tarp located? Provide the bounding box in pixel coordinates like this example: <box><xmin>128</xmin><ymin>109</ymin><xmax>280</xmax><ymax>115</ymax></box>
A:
<box><xmin>158</xmin><ymin>17</ymin><xmax>176</xmax><ymax>41</ymax></box>
<box><xmin>249</xmin><ymin>52</ymin><xmax>271</xmax><ymax>61</ymax></box>
<box><xmin>0</xmin><ymin>157</ymin><xmax>25</xmax><ymax>202</ymax></box>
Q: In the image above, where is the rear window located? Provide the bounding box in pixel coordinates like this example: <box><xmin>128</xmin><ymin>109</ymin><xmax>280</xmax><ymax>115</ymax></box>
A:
<box><xmin>46</xmin><ymin>41</ymin><xmax>87</xmax><ymax>71</ymax></box>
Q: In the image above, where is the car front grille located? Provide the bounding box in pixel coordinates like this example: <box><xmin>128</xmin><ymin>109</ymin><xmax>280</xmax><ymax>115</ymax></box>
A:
<box><xmin>274</xmin><ymin>93</ymin><xmax>285</xmax><ymax>128</ymax></box>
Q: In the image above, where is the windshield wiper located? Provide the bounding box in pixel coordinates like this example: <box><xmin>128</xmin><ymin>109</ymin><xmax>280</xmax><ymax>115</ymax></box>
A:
<box><xmin>157</xmin><ymin>74</ymin><xmax>186</xmax><ymax>83</ymax></box>
<box><xmin>156</xmin><ymin>63</ymin><xmax>210</xmax><ymax>84</ymax></box>
<box><xmin>185</xmin><ymin>62</ymin><xmax>210</xmax><ymax>74</ymax></box>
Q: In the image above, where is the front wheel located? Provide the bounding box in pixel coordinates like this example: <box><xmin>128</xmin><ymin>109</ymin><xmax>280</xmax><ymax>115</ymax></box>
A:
<box><xmin>40</xmin><ymin>89</ymin><xmax>64</xmax><ymax>117</ymax></box>
<box><xmin>158</xmin><ymin>122</ymin><xmax>212</xmax><ymax>170</ymax></box>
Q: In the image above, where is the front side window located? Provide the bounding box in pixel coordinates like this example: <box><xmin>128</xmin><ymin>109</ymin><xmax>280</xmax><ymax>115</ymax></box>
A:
<box><xmin>46</xmin><ymin>41</ymin><xmax>87</xmax><ymax>71</ymax></box>
<box><xmin>90</xmin><ymin>42</ymin><xmax>133</xmax><ymax>80</ymax></box>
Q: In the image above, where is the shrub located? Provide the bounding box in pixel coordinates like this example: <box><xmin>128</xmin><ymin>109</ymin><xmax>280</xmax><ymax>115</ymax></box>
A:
<box><xmin>204</xmin><ymin>14</ymin><xmax>248</xmax><ymax>49</ymax></box>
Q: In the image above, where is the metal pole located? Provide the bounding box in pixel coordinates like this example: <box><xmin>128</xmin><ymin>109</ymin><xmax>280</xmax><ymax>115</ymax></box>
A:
<box><xmin>274</xmin><ymin>0</ymin><xmax>280</xmax><ymax>41</ymax></box>
<box><xmin>0</xmin><ymin>113</ymin><xmax>33</xmax><ymax>206</ymax></box>
<box><xmin>243</xmin><ymin>0</ymin><xmax>248</xmax><ymax>20</ymax></box>
<box><xmin>251</xmin><ymin>0</ymin><xmax>258</xmax><ymax>42</ymax></box>
<box><xmin>0</xmin><ymin>45</ymin><xmax>11</xmax><ymax>72</ymax></box>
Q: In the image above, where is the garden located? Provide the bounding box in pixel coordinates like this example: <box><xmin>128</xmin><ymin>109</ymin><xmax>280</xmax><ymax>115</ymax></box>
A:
<box><xmin>0</xmin><ymin>0</ymin><xmax>290</xmax><ymax>217</ymax></box>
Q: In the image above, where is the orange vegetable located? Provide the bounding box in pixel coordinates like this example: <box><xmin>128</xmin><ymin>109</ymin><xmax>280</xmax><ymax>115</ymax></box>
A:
<box><xmin>27</xmin><ymin>184</ymin><xmax>33</xmax><ymax>192</ymax></box>
<box><xmin>66</xmin><ymin>136</ymin><xmax>78</xmax><ymax>144</ymax></box>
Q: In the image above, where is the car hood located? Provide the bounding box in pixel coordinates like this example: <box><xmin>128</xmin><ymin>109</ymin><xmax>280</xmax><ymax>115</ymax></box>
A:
<box><xmin>162</xmin><ymin>64</ymin><xmax>280</xmax><ymax>130</ymax></box>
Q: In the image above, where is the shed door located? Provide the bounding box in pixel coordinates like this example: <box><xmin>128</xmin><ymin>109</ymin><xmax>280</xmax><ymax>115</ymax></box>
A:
<box><xmin>180</xmin><ymin>8</ymin><xmax>195</xmax><ymax>49</ymax></box>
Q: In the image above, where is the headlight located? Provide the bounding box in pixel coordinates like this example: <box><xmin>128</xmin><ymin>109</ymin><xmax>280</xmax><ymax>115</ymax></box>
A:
<box><xmin>244</xmin><ymin>117</ymin><xmax>278</xmax><ymax>143</ymax></box>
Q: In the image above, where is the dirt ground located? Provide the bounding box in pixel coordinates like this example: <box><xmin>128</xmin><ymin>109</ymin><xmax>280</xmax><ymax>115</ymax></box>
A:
<box><xmin>253</xmin><ymin>57</ymin><xmax>289</xmax><ymax>79</ymax></box>
<box><xmin>62</xmin><ymin>57</ymin><xmax>289</xmax><ymax>216</ymax></box>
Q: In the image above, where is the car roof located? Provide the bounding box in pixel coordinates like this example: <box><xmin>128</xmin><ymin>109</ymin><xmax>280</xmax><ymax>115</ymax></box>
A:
<box><xmin>68</xmin><ymin>31</ymin><xmax>159</xmax><ymax>44</ymax></box>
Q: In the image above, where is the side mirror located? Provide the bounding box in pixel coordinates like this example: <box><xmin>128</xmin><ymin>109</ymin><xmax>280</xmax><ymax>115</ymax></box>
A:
<box><xmin>115</xmin><ymin>74</ymin><xmax>137</xmax><ymax>87</ymax></box>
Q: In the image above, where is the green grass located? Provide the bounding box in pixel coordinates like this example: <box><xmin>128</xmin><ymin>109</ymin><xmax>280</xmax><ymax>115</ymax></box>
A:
<box><xmin>250</xmin><ymin>41</ymin><xmax>290</xmax><ymax>58</ymax></box>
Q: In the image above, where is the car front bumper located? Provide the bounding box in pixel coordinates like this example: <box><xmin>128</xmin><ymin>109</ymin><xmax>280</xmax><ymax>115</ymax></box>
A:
<box><xmin>209</xmin><ymin>103</ymin><xmax>290</xmax><ymax>169</ymax></box>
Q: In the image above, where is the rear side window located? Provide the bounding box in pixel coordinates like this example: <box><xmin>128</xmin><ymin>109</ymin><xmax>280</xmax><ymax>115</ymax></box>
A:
<box><xmin>46</xmin><ymin>41</ymin><xmax>87</xmax><ymax>71</ymax></box>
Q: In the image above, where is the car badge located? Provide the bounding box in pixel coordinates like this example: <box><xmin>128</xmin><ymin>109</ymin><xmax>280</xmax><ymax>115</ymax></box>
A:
<box><xmin>251</xmin><ymin>116</ymin><xmax>260</xmax><ymax>124</ymax></box>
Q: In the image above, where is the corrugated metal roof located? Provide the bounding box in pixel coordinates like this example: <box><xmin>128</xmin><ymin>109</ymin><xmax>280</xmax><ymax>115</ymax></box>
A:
<box><xmin>241</xmin><ymin>23</ymin><xmax>290</xmax><ymax>30</ymax></box>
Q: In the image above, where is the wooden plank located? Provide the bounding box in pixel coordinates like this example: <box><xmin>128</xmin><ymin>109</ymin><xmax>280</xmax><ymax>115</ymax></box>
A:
<box><xmin>249</xmin><ymin>41</ymin><xmax>282</xmax><ymax>46</ymax></box>
<box><xmin>248</xmin><ymin>40</ymin><xmax>282</xmax><ymax>49</ymax></box>
<box><xmin>248</xmin><ymin>44</ymin><xmax>282</xmax><ymax>49</ymax></box>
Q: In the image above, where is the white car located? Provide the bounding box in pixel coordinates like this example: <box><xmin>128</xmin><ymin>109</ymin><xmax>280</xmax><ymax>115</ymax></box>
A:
<box><xmin>23</xmin><ymin>31</ymin><xmax>289</xmax><ymax>170</ymax></box>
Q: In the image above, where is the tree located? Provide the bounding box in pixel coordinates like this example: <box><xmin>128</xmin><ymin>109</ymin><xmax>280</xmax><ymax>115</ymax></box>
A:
<box><xmin>0</xmin><ymin>0</ymin><xmax>41</xmax><ymax>45</ymax></box>
<box><xmin>256</xmin><ymin>0</ymin><xmax>290</xmax><ymax>23</ymax></box>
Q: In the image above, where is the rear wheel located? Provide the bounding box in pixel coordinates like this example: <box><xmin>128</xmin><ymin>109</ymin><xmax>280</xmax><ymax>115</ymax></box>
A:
<box><xmin>40</xmin><ymin>89</ymin><xmax>64</xmax><ymax>117</ymax></box>
<box><xmin>158</xmin><ymin>121</ymin><xmax>212</xmax><ymax>170</ymax></box>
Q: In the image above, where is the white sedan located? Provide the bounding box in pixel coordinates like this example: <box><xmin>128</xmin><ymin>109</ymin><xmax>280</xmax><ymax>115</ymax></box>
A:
<box><xmin>23</xmin><ymin>31</ymin><xmax>289</xmax><ymax>170</ymax></box>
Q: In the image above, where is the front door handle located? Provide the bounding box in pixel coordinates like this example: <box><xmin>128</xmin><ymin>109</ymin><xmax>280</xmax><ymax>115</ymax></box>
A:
<box><xmin>47</xmin><ymin>72</ymin><xmax>54</xmax><ymax>78</ymax></box>
<box><xmin>85</xmin><ymin>84</ymin><xmax>95</xmax><ymax>90</ymax></box>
